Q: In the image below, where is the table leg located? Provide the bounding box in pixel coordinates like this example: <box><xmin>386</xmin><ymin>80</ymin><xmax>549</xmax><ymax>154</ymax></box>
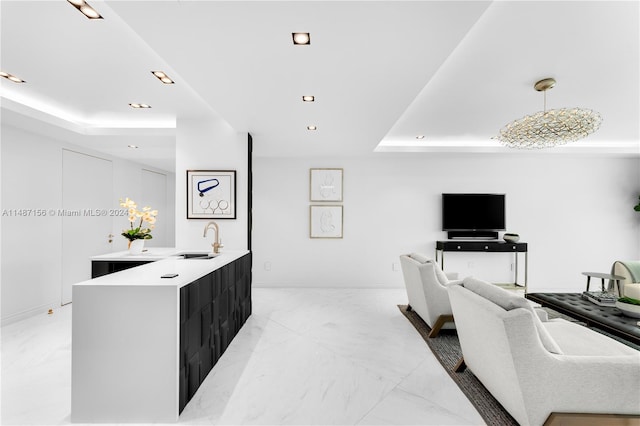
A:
<box><xmin>601</xmin><ymin>278</ymin><xmax>605</xmax><ymax>292</ymax></box>
<box><xmin>514</xmin><ymin>252</ymin><xmax>519</xmax><ymax>285</ymax></box>
<box><xmin>586</xmin><ymin>276</ymin><xmax>591</xmax><ymax>292</ymax></box>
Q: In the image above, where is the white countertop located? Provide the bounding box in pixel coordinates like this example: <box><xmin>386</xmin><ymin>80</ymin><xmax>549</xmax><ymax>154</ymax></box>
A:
<box><xmin>91</xmin><ymin>247</ymin><xmax>183</xmax><ymax>261</ymax></box>
<box><xmin>77</xmin><ymin>249</ymin><xmax>249</xmax><ymax>289</ymax></box>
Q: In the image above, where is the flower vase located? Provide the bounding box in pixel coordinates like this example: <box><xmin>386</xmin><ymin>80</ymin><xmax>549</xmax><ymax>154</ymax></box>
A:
<box><xmin>128</xmin><ymin>239</ymin><xmax>145</xmax><ymax>254</ymax></box>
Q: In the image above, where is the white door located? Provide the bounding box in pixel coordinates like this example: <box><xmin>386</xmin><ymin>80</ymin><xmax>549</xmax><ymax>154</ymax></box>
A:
<box><xmin>61</xmin><ymin>150</ymin><xmax>113</xmax><ymax>305</ymax></box>
<box><xmin>140</xmin><ymin>169</ymin><xmax>167</xmax><ymax>247</ymax></box>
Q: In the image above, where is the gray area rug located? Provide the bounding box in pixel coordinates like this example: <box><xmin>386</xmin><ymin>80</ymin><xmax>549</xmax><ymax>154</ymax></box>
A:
<box><xmin>398</xmin><ymin>305</ymin><xmax>518</xmax><ymax>426</ymax></box>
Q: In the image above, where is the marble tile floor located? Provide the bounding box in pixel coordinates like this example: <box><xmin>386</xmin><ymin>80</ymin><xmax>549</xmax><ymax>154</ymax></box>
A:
<box><xmin>1</xmin><ymin>288</ymin><xmax>484</xmax><ymax>426</ymax></box>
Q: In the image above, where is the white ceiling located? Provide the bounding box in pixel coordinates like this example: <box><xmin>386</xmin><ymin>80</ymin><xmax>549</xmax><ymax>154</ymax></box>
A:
<box><xmin>1</xmin><ymin>1</ymin><xmax>638</xmax><ymax>172</ymax></box>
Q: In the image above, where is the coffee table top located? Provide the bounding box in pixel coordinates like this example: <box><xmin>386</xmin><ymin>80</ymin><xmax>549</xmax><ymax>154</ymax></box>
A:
<box><xmin>582</xmin><ymin>272</ymin><xmax>625</xmax><ymax>280</ymax></box>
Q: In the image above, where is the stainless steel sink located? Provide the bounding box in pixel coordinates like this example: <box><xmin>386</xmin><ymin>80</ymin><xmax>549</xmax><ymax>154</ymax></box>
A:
<box><xmin>178</xmin><ymin>252</ymin><xmax>219</xmax><ymax>259</ymax></box>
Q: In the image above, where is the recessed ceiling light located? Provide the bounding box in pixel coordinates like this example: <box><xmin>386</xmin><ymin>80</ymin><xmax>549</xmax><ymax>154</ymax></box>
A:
<box><xmin>307</xmin><ymin>125</ymin><xmax>317</xmax><ymax>130</ymax></box>
<box><xmin>151</xmin><ymin>71</ymin><xmax>174</xmax><ymax>84</ymax></box>
<box><xmin>0</xmin><ymin>71</ymin><xmax>25</xmax><ymax>83</ymax></box>
<box><xmin>67</xmin><ymin>0</ymin><xmax>103</xmax><ymax>19</ymax></box>
<box><xmin>129</xmin><ymin>103</ymin><xmax>152</xmax><ymax>109</ymax></box>
<box><xmin>302</xmin><ymin>95</ymin><xmax>315</xmax><ymax>102</ymax></box>
<box><xmin>292</xmin><ymin>32</ymin><xmax>310</xmax><ymax>45</ymax></box>
<box><xmin>128</xmin><ymin>145</ymin><xmax>139</xmax><ymax>149</ymax></box>
<box><xmin>416</xmin><ymin>135</ymin><xmax>425</xmax><ymax>139</ymax></box>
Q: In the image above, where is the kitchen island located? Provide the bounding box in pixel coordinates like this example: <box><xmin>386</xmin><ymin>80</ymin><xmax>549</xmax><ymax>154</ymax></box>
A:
<box><xmin>72</xmin><ymin>249</ymin><xmax>251</xmax><ymax>423</ymax></box>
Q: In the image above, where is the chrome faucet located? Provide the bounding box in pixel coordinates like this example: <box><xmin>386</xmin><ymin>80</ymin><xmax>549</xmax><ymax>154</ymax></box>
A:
<box><xmin>203</xmin><ymin>221</ymin><xmax>223</xmax><ymax>254</ymax></box>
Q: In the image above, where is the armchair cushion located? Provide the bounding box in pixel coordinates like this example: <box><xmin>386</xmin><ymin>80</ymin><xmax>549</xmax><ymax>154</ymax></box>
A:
<box><xmin>463</xmin><ymin>277</ymin><xmax>563</xmax><ymax>354</ymax></box>
<box><xmin>409</xmin><ymin>253</ymin><xmax>450</xmax><ymax>285</ymax></box>
<box><xmin>409</xmin><ymin>252</ymin><xmax>430</xmax><ymax>264</ymax></box>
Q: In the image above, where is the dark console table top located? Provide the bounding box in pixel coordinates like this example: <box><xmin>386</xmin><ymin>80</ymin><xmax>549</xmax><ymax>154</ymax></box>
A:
<box><xmin>526</xmin><ymin>292</ymin><xmax>640</xmax><ymax>346</ymax></box>
<box><xmin>436</xmin><ymin>240</ymin><xmax>527</xmax><ymax>252</ymax></box>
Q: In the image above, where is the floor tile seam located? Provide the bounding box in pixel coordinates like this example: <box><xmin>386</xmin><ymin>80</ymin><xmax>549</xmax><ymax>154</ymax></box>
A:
<box><xmin>352</xmin><ymin>380</ymin><xmax>406</xmax><ymax>426</ymax></box>
<box><xmin>302</xmin><ymin>330</ymin><xmax>418</xmax><ymax>386</ymax></box>
<box><xmin>386</xmin><ymin>386</ymin><xmax>484</xmax><ymax>426</ymax></box>
<box><xmin>254</xmin><ymin>308</ymin><xmax>413</xmax><ymax>388</ymax></box>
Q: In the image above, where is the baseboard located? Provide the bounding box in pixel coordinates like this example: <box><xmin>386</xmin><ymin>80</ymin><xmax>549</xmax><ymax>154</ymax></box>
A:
<box><xmin>1</xmin><ymin>302</ymin><xmax>57</xmax><ymax>327</ymax></box>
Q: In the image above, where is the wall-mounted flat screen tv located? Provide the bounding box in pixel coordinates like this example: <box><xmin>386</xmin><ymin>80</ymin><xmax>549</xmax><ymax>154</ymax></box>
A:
<box><xmin>442</xmin><ymin>193</ymin><xmax>505</xmax><ymax>231</ymax></box>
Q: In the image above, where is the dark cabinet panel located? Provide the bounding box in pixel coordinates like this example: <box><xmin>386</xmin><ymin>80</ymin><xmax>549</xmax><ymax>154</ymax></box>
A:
<box><xmin>91</xmin><ymin>260</ymin><xmax>152</xmax><ymax>278</ymax></box>
<box><xmin>178</xmin><ymin>252</ymin><xmax>252</xmax><ymax>413</ymax></box>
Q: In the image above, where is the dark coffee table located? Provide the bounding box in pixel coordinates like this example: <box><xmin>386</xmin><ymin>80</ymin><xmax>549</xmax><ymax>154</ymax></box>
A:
<box><xmin>526</xmin><ymin>293</ymin><xmax>640</xmax><ymax>346</ymax></box>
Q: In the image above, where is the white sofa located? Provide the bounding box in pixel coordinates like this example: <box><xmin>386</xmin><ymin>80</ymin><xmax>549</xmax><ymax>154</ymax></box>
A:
<box><xmin>449</xmin><ymin>277</ymin><xmax>640</xmax><ymax>426</ymax></box>
<box><xmin>399</xmin><ymin>253</ymin><xmax>459</xmax><ymax>337</ymax></box>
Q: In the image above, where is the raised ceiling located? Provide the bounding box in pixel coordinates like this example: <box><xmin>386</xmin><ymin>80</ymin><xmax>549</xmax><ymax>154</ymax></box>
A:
<box><xmin>1</xmin><ymin>1</ymin><xmax>638</xmax><ymax>172</ymax></box>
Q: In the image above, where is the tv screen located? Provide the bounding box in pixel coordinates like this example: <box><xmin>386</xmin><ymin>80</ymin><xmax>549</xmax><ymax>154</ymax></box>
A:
<box><xmin>442</xmin><ymin>193</ymin><xmax>505</xmax><ymax>231</ymax></box>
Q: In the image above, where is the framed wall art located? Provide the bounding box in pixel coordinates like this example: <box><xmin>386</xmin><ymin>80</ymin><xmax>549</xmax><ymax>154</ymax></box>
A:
<box><xmin>310</xmin><ymin>205</ymin><xmax>343</xmax><ymax>239</ymax></box>
<box><xmin>310</xmin><ymin>168</ymin><xmax>343</xmax><ymax>202</ymax></box>
<box><xmin>187</xmin><ymin>170</ymin><xmax>236</xmax><ymax>219</ymax></box>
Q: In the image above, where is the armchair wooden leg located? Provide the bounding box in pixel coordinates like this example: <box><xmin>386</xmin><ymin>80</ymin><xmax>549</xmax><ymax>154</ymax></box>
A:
<box><xmin>427</xmin><ymin>314</ymin><xmax>454</xmax><ymax>338</ymax></box>
<box><xmin>454</xmin><ymin>357</ymin><xmax>466</xmax><ymax>373</ymax></box>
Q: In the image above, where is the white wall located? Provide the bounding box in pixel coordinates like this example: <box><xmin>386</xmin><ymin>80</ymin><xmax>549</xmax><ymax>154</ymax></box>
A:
<box><xmin>1</xmin><ymin>123</ymin><xmax>176</xmax><ymax>324</ymax></box>
<box><xmin>175</xmin><ymin>115</ymin><xmax>248</xmax><ymax>251</ymax></box>
<box><xmin>252</xmin><ymin>155</ymin><xmax>640</xmax><ymax>292</ymax></box>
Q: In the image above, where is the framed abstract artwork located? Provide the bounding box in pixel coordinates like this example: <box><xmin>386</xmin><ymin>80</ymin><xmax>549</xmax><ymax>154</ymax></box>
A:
<box><xmin>310</xmin><ymin>168</ymin><xmax>343</xmax><ymax>202</ymax></box>
<box><xmin>187</xmin><ymin>170</ymin><xmax>236</xmax><ymax>219</ymax></box>
<box><xmin>310</xmin><ymin>205</ymin><xmax>343</xmax><ymax>238</ymax></box>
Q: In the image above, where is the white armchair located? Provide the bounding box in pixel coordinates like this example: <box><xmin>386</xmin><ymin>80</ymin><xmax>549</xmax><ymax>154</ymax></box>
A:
<box><xmin>449</xmin><ymin>277</ymin><xmax>640</xmax><ymax>426</ymax></box>
<box><xmin>399</xmin><ymin>253</ymin><xmax>459</xmax><ymax>337</ymax></box>
<box><xmin>611</xmin><ymin>260</ymin><xmax>640</xmax><ymax>298</ymax></box>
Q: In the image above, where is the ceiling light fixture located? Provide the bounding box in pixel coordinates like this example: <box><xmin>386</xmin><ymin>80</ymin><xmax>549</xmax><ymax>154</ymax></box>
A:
<box><xmin>307</xmin><ymin>125</ymin><xmax>317</xmax><ymax>130</ymax></box>
<box><xmin>302</xmin><ymin>95</ymin><xmax>315</xmax><ymax>102</ymax></box>
<box><xmin>151</xmin><ymin>71</ymin><xmax>174</xmax><ymax>84</ymax></box>
<box><xmin>292</xmin><ymin>32</ymin><xmax>311</xmax><ymax>45</ymax></box>
<box><xmin>128</xmin><ymin>145</ymin><xmax>139</xmax><ymax>149</ymax></box>
<box><xmin>416</xmin><ymin>135</ymin><xmax>425</xmax><ymax>140</ymax></box>
<box><xmin>129</xmin><ymin>103</ymin><xmax>151</xmax><ymax>109</ymax></box>
<box><xmin>493</xmin><ymin>78</ymin><xmax>602</xmax><ymax>149</ymax></box>
<box><xmin>67</xmin><ymin>0</ymin><xmax>103</xmax><ymax>19</ymax></box>
<box><xmin>0</xmin><ymin>71</ymin><xmax>25</xmax><ymax>83</ymax></box>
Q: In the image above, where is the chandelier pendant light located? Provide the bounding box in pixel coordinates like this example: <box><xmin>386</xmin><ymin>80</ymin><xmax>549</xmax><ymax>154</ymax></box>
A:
<box><xmin>494</xmin><ymin>78</ymin><xmax>602</xmax><ymax>149</ymax></box>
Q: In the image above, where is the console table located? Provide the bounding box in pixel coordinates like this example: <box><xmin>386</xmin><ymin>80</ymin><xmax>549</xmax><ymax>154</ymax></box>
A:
<box><xmin>435</xmin><ymin>241</ymin><xmax>528</xmax><ymax>291</ymax></box>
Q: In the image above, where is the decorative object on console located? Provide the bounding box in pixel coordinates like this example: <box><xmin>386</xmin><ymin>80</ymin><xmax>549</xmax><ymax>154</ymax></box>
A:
<box><xmin>119</xmin><ymin>197</ymin><xmax>157</xmax><ymax>254</ymax></box>
<box><xmin>503</xmin><ymin>233</ymin><xmax>520</xmax><ymax>243</ymax></box>
<box><xmin>634</xmin><ymin>195</ymin><xmax>640</xmax><ymax>212</ymax></box>
<box><xmin>493</xmin><ymin>78</ymin><xmax>602</xmax><ymax>149</ymax></box>
<box><xmin>187</xmin><ymin>170</ymin><xmax>236</xmax><ymax>219</ymax></box>
<box><xmin>310</xmin><ymin>168</ymin><xmax>343</xmax><ymax>202</ymax></box>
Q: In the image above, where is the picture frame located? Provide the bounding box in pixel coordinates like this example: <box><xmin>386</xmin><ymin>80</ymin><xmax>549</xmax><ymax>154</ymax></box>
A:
<box><xmin>310</xmin><ymin>168</ymin><xmax>343</xmax><ymax>202</ymax></box>
<box><xmin>310</xmin><ymin>205</ymin><xmax>343</xmax><ymax>239</ymax></box>
<box><xmin>187</xmin><ymin>170</ymin><xmax>236</xmax><ymax>219</ymax></box>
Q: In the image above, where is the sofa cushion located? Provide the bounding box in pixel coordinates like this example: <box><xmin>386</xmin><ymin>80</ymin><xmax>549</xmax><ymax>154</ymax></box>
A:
<box><xmin>462</xmin><ymin>277</ymin><xmax>563</xmax><ymax>354</ymax></box>
<box><xmin>463</xmin><ymin>277</ymin><xmax>530</xmax><ymax>310</ymax></box>
<box><xmin>544</xmin><ymin>319</ymin><xmax>637</xmax><ymax>356</ymax></box>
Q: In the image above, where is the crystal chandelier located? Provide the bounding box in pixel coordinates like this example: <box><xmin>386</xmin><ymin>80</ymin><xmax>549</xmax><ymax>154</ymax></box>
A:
<box><xmin>494</xmin><ymin>78</ymin><xmax>602</xmax><ymax>149</ymax></box>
